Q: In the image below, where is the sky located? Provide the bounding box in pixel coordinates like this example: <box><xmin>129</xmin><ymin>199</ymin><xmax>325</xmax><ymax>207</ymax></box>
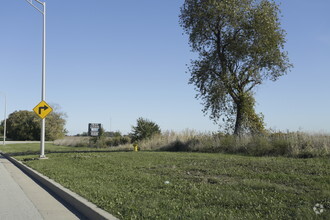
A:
<box><xmin>0</xmin><ymin>0</ymin><xmax>329</xmax><ymax>135</ymax></box>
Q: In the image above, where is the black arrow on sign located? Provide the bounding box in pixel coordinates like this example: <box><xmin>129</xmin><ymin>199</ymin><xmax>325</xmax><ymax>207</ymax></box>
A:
<box><xmin>39</xmin><ymin>105</ymin><xmax>49</xmax><ymax>114</ymax></box>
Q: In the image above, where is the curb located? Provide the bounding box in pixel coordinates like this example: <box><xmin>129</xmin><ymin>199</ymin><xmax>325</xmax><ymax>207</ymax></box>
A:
<box><xmin>1</xmin><ymin>153</ymin><xmax>118</xmax><ymax>220</ymax></box>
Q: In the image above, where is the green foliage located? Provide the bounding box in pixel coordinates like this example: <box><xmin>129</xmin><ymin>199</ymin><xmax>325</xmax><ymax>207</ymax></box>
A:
<box><xmin>179</xmin><ymin>0</ymin><xmax>292</xmax><ymax>135</ymax></box>
<box><xmin>106</xmin><ymin>136</ymin><xmax>131</xmax><ymax>147</ymax></box>
<box><xmin>6</xmin><ymin>111</ymin><xmax>40</xmax><ymax>140</ymax></box>
<box><xmin>45</xmin><ymin>111</ymin><xmax>67</xmax><ymax>140</ymax></box>
<box><xmin>103</xmin><ymin>131</ymin><xmax>131</xmax><ymax>147</ymax></box>
<box><xmin>6</xmin><ymin>109</ymin><xmax>67</xmax><ymax>141</ymax></box>
<box><xmin>104</xmin><ymin>131</ymin><xmax>122</xmax><ymax>138</ymax></box>
<box><xmin>236</xmin><ymin>92</ymin><xmax>266</xmax><ymax>135</ymax></box>
<box><xmin>89</xmin><ymin>127</ymin><xmax>107</xmax><ymax>148</ymax></box>
<box><xmin>88</xmin><ymin>128</ymin><xmax>131</xmax><ymax>148</ymax></box>
<box><xmin>89</xmin><ymin>137</ymin><xmax>107</xmax><ymax>148</ymax></box>
<box><xmin>0</xmin><ymin>121</ymin><xmax>4</xmax><ymax>136</ymax></box>
<box><xmin>131</xmin><ymin>117</ymin><xmax>161</xmax><ymax>142</ymax></box>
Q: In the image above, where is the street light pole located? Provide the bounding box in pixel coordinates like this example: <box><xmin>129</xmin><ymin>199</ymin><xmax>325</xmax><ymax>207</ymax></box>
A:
<box><xmin>4</xmin><ymin>95</ymin><xmax>6</xmax><ymax>146</ymax></box>
<box><xmin>25</xmin><ymin>0</ymin><xmax>47</xmax><ymax>158</ymax></box>
<box><xmin>1</xmin><ymin>93</ymin><xmax>6</xmax><ymax>145</ymax></box>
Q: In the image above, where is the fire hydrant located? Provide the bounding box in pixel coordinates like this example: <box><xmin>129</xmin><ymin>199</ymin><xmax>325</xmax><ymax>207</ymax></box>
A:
<box><xmin>133</xmin><ymin>143</ymin><xmax>139</xmax><ymax>152</ymax></box>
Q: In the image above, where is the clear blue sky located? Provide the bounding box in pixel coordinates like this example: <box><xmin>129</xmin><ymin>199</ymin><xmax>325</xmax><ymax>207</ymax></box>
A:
<box><xmin>1</xmin><ymin>0</ymin><xmax>329</xmax><ymax>135</ymax></box>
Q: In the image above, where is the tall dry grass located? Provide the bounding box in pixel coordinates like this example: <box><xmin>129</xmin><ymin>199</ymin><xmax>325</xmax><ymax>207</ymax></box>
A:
<box><xmin>54</xmin><ymin>136</ymin><xmax>133</xmax><ymax>151</ymax></box>
<box><xmin>138</xmin><ymin>130</ymin><xmax>330</xmax><ymax>157</ymax></box>
<box><xmin>54</xmin><ymin>136</ymin><xmax>90</xmax><ymax>147</ymax></box>
<box><xmin>54</xmin><ymin>131</ymin><xmax>330</xmax><ymax>157</ymax></box>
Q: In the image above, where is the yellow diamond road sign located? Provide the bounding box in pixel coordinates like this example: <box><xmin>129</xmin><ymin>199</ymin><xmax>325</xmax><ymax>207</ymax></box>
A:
<box><xmin>33</xmin><ymin>101</ymin><xmax>53</xmax><ymax>119</ymax></box>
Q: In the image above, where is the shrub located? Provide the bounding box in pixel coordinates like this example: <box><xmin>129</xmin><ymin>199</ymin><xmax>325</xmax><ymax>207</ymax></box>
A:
<box><xmin>106</xmin><ymin>136</ymin><xmax>131</xmax><ymax>147</ymax></box>
<box><xmin>270</xmin><ymin>138</ymin><xmax>290</xmax><ymax>155</ymax></box>
<box><xmin>131</xmin><ymin>118</ymin><xmax>161</xmax><ymax>142</ymax></box>
<box><xmin>246</xmin><ymin>136</ymin><xmax>273</xmax><ymax>156</ymax></box>
<box><xmin>90</xmin><ymin>136</ymin><xmax>107</xmax><ymax>148</ymax></box>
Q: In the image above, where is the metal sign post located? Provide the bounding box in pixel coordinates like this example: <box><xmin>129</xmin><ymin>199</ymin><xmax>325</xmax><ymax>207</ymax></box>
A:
<box><xmin>25</xmin><ymin>0</ymin><xmax>47</xmax><ymax>158</ymax></box>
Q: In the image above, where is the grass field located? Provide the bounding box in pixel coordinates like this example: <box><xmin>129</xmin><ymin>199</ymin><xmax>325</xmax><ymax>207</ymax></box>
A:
<box><xmin>0</xmin><ymin>143</ymin><xmax>113</xmax><ymax>155</ymax></box>
<box><xmin>1</xmin><ymin>144</ymin><xmax>329</xmax><ymax>219</ymax></box>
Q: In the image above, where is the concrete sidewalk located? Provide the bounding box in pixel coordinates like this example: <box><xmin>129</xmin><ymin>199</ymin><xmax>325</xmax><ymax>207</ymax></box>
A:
<box><xmin>0</xmin><ymin>155</ymin><xmax>80</xmax><ymax>220</ymax></box>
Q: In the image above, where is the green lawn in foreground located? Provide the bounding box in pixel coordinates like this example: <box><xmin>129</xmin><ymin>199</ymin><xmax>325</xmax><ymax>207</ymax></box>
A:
<box><xmin>1</xmin><ymin>144</ymin><xmax>329</xmax><ymax>219</ymax></box>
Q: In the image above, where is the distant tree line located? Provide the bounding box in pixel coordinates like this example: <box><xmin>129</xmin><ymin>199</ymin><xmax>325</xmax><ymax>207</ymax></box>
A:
<box><xmin>1</xmin><ymin>110</ymin><xmax>67</xmax><ymax>141</ymax></box>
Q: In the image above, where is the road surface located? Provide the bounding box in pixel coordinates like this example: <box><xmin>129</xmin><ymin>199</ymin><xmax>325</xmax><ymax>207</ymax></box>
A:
<box><xmin>0</xmin><ymin>155</ymin><xmax>80</xmax><ymax>220</ymax></box>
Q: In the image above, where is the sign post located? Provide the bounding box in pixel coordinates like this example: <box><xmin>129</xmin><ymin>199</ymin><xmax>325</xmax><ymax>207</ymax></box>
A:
<box><xmin>33</xmin><ymin>100</ymin><xmax>52</xmax><ymax>158</ymax></box>
<box><xmin>26</xmin><ymin>0</ymin><xmax>47</xmax><ymax>158</ymax></box>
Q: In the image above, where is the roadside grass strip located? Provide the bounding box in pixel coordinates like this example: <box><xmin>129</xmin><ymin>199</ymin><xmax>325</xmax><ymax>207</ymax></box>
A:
<box><xmin>1</xmin><ymin>144</ymin><xmax>329</xmax><ymax>219</ymax></box>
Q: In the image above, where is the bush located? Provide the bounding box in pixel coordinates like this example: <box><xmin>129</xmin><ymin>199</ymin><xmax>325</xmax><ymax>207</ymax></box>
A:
<box><xmin>131</xmin><ymin>117</ymin><xmax>161</xmax><ymax>142</ymax></box>
<box><xmin>6</xmin><ymin>111</ymin><xmax>39</xmax><ymax>141</ymax></box>
<box><xmin>246</xmin><ymin>136</ymin><xmax>273</xmax><ymax>156</ymax></box>
<box><xmin>106</xmin><ymin>136</ymin><xmax>131</xmax><ymax>147</ymax></box>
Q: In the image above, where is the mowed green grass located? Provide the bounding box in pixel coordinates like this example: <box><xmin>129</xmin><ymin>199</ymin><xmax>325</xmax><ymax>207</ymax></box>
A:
<box><xmin>0</xmin><ymin>143</ymin><xmax>112</xmax><ymax>154</ymax></box>
<box><xmin>1</xmin><ymin>144</ymin><xmax>329</xmax><ymax>219</ymax></box>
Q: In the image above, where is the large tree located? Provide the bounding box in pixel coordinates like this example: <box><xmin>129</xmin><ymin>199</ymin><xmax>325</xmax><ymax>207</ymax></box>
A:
<box><xmin>180</xmin><ymin>0</ymin><xmax>292</xmax><ymax>135</ymax></box>
<box><xmin>6</xmin><ymin>111</ymin><xmax>40</xmax><ymax>141</ymax></box>
<box><xmin>6</xmin><ymin>109</ymin><xmax>67</xmax><ymax>141</ymax></box>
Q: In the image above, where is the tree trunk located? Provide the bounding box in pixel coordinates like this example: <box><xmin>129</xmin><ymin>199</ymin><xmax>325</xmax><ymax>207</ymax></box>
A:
<box><xmin>234</xmin><ymin>101</ymin><xmax>244</xmax><ymax>136</ymax></box>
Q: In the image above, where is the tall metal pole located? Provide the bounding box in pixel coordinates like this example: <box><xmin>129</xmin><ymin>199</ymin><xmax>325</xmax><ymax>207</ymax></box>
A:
<box><xmin>40</xmin><ymin>1</ymin><xmax>46</xmax><ymax>158</ymax></box>
<box><xmin>25</xmin><ymin>0</ymin><xmax>47</xmax><ymax>158</ymax></box>
<box><xmin>1</xmin><ymin>93</ymin><xmax>6</xmax><ymax>145</ymax></box>
<box><xmin>3</xmin><ymin>95</ymin><xmax>6</xmax><ymax>146</ymax></box>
